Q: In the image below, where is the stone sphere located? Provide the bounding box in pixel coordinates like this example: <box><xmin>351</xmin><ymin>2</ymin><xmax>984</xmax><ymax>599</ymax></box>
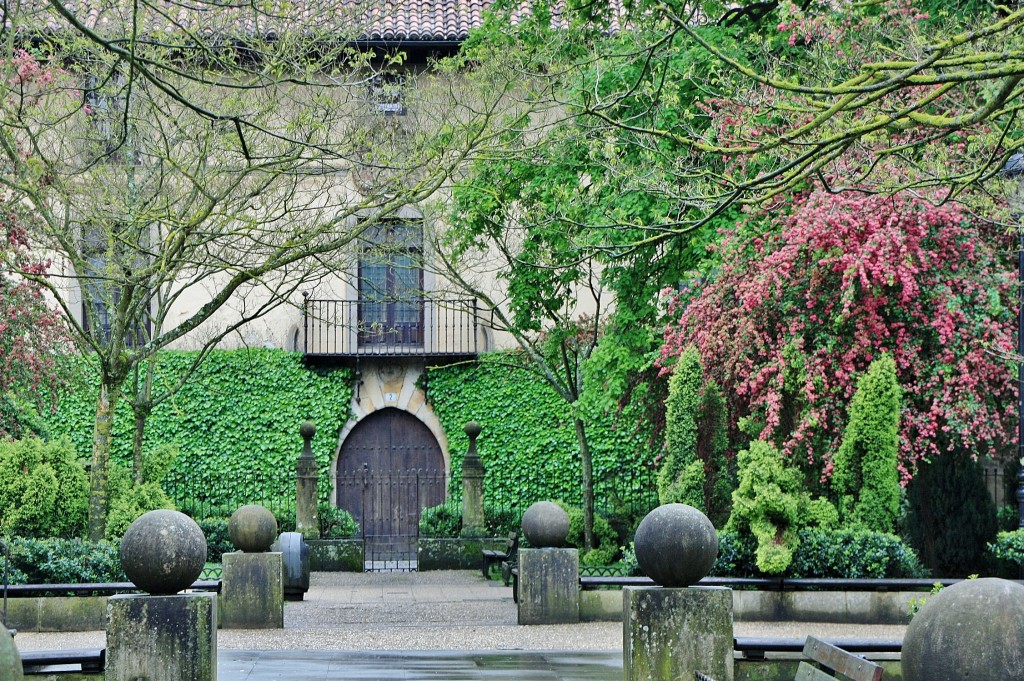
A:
<box><xmin>903</xmin><ymin>577</ymin><xmax>1024</xmax><ymax>681</ymax></box>
<box><xmin>228</xmin><ymin>504</ymin><xmax>279</xmax><ymax>552</ymax></box>
<box><xmin>120</xmin><ymin>509</ymin><xmax>207</xmax><ymax>595</ymax></box>
<box><xmin>634</xmin><ymin>503</ymin><xmax>718</xmax><ymax>587</ymax></box>
<box><xmin>521</xmin><ymin>501</ymin><xmax>570</xmax><ymax>548</ymax></box>
<box><xmin>300</xmin><ymin>421</ymin><xmax>316</xmax><ymax>439</ymax></box>
<box><xmin>0</xmin><ymin>626</ymin><xmax>23</xmax><ymax>681</ymax></box>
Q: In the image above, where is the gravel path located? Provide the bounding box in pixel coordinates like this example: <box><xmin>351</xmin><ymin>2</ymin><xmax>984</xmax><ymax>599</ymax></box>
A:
<box><xmin>13</xmin><ymin>570</ymin><xmax>907</xmax><ymax>652</ymax></box>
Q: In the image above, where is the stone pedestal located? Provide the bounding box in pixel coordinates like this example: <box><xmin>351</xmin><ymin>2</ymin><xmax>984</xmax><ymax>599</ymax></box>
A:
<box><xmin>623</xmin><ymin>586</ymin><xmax>734</xmax><ymax>681</ymax></box>
<box><xmin>460</xmin><ymin>422</ymin><xmax>485</xmax><ymax>537</ymax></box>
<box><xmin>107</xmin><ymin>592</ymin><xmax>217</xmax><ymax>681</ymax></box>
<box><xmin>517</xmin><ymin>548</ymin><xmax>579</xmax><ymax>625</ymax></box>
<box><xmin>296</xmin><ymin>422</ymin><xmax>320</xmax><ymax>539</ymax></box>
<box><xmin>220</xmin><ymin>551</ymin><xmax>284</xmax><ymax>628</ymax></box>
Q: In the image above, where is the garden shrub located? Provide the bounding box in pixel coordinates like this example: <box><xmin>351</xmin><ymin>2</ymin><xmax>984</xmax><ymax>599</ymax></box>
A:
<box><xmin>419</xmin><ymin>502</ymin><xmax>462</xmax><ymax>537</ymax></box>
<box><xmin>105</xmin><ymin>483</ymin><xmax>176</xmax><ymax>540</ymax></box>
<box><xmin>788</xmin><ymin>529</ymin><xmax>926</xmax><ymax>578</ymax></box>
<box><xmin>197</xmin><ymin>518</ymin><xmax>232</xmax><ymax>562</ymax></box>
<box><xmin>726</xmin><ymin>439</ymin><xmax>837</xmax><ymax>574</ymax></box>
<box><xmin>832</xmin><ymin>355</ymin><xmax>902</xmax><ymax>533</ymax></box>
<box><xmin>711</xmin><ymin>529</ymin><xmax>924</xmax><ymax>578</ymax></box>
<box><xmin>484</xmin><ymin>505</ymin><xmax>522</xmax><ymax>537</ymax></box>
<box><xmin>557</xmin><ymin>501</ymin><xmax>620</xmax><ymax>566</ymax></box>
<box><xmin>904</xmin><ymin>451</ymin><xmax>998</xmax><ymax>577</ymax></box>
<box><xmin>658</xmin><ymin>348</ymin><xmax>706</xmax><ymax>510</ymax></box>
<box><xmin>4</xmin><ymin>537</ymin><xmax>125</xmax><ymax>584</ymax></box>
<box><xmin>996</xmin><ymin>505</ymin><xmax>1020</xmax><ymax>532</ymax></box>
<box><xmin>658</xmin><ymin>348</ymin><xmax>732</xmax><ymax>525</ymax></box>
<box><xmin>988</xmin><ymin>529</ymin><xmax>1024</xmax><ymax>567</ymax></box>
<box><xmin>319</xmin><ymin>503</ymin><xmax>359</xmax><ymax>538</ymax></box>
<box><xmin>0</xmin><ymin>437</ymin><xmax>88</xmax><ymax>539</ymax></box>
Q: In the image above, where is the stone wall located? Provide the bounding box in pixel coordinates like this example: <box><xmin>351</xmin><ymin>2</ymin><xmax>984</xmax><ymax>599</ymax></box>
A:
<box><xmin>580</xmin><ymin>589</ymin><xmax>918</xmax><ymax>625</ymax></box>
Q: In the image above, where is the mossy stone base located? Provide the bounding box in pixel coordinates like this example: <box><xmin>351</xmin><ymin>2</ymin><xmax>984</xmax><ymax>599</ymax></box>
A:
<box><xmin>0</xmin><ymin>626</ymin><xmax>22</xmax><ymax>681</ymax></box>
<box><xmin>624</xmin><ymin>586</ymin><xmax>734</xmax><ymax>681</ymax></box>
<box><xmin>221</xmin><ymin>551</ymin><xmax>284</xmax><ymax>629</ymax></box>
<box><xmin>517</xmin><ymin>548</ymin><xmax>579</xmax><ymax>625</ymax></box>
<box><xmin>107</xmin><ymin>592</ymin><xmax>217</xmax><ymax>681</ymax></box>
<box><xmin>308</xmin><ymin>539</ymin><xmax>364</xmax><ymax>571</ymax></box>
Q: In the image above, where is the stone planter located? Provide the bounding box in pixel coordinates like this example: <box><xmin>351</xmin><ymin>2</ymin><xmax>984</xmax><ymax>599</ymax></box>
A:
<box><xmin>307</xmin><ymin>539</ymin><xmax>364</xmax><ymax>571</ymax></box>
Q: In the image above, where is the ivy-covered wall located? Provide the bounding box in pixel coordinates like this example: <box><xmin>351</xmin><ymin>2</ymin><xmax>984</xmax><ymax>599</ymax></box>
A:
<box><xmin>46</xmin><ymin>349</ymin><xmax>353</xmax><ymax>511</ymax></box>
<box><xmin>44</xmin><ymin>349</ymin><xmax>658</xmax><ymax>518</ymax></box>
<box><xmin>425</xmin><ymin>359</ymin><xmax>659</xmax><ymax>512</ymax></box>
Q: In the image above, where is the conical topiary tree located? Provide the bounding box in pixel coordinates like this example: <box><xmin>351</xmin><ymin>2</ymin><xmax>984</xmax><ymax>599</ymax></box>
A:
<box><xmin>832</xmin><ymin>354</ymin><xmax>902</xmax><ymax>533</ymax></box>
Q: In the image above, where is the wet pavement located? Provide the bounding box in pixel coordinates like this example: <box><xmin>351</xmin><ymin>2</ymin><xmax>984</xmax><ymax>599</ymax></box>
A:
<box><xmin>15</xmin><ymin>570</ymin><xmax>906</xmax><ymax>680</ymax></box>
<box><xmin>219</xmin><ymin>650</ymin><xmax>623</xmax><ymax>681</ymax></box>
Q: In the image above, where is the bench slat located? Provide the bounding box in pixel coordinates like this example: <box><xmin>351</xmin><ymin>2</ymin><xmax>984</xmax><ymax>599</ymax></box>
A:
<box><xmin>796</xmin><ymin>661</ymin><xmax>840</xmax><ymax>681</ymax></box>
<box><xmin>803</xmin><ymin>637</ymin><xmax>883</xmax><ymax>681</ymax></box>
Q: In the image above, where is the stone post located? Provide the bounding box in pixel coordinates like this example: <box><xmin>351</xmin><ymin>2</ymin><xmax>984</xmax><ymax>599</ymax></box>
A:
<box><xmin>108</xmin><ymin>593</ymin><xmax>217</xmax><ymax>681</ymax></box>
<box><xmin>624</xmin><ymin>586</ymin><xmax>733</xmax><ymax>681</ymax></box>
<box><xmin>517</xmin><ymin>501</ymin><xmax>579</xmax><ymax>625</ymax></box>
<box><xmin>460</xmin><ymin>421</ymin><xmax>485</xmax><ymax>538</ymax></box>
<box><xmin>517</xmin><ymin>548</ymin><xmax>580</xmax><ymax>624</ymax></box>
<box><xmin>624</xmin><ymin>504</ymin><xmax>733</xmax><ymax>681</ymax></box>
<box><xmin>108</xmin><ymin>510</ymin><xmax>216</xmax><ymax>681</ymax></box>
<box><xmin>296</xmin><ymin>421</ymin><xmax>320</xmax><ymax>539</ymax></box>
<box><xmin>221</xmin><ymin>505</ymin><xmax>284</xmax><ymax>629</ymax></box>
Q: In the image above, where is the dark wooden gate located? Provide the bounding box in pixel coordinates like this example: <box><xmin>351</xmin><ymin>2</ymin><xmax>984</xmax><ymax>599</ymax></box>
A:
<box><xmin>336</xmin><ymin>408</ymin><xmax>446</xmax><ymax>571</ymax></box>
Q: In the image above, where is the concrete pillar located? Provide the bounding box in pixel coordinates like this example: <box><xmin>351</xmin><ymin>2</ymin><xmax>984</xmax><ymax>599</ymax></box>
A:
<box><xmin>220</xmin><ymin>551</ymin><xmax>284</xmax><ymax>629</ymax></box>
<box><xmin>296</xmin><ymin>421</ymin><xmax>320</xmax><ymax>539</ymax></box>
<box><xmin>461</xmin><ymin>421</ymin><xmax>485</xmax><ymax>537</ymax></box>
<box><xmin>517</xmin><ymin>547</ymin><xmax>579</xmax><ymax>625</ymax></box>
<box><xmin>107</xmin><ymin>592</ymin><xmax>217</xmax><ymax>681</ymax></box>
<box><xmin>623</xmin><ymin>586</ymin><xmax>734</xmax><ymax>681</ymax></box>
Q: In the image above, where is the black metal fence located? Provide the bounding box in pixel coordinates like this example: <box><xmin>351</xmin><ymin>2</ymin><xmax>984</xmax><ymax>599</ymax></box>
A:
<box><xmin>303</xmin><ymin>298</ymin><xmax>479</xmax><ymax>359</ymax></box>
<box><xmin>163</xmin><ymin>469</ymin><xmax>299</xmax><ymax>523</ymax></box>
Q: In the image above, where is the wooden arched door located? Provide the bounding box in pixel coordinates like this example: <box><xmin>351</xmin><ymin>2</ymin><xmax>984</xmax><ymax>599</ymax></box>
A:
<box><xmin>336</xmin><ymin>408</ymin><xmax>445</xmax><ymax>569</ymax></box>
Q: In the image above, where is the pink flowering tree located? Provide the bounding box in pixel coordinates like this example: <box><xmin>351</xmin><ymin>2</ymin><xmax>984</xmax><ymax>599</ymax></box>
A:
<box><xmin>660</xmin><ymin>190</ymin><xmax>1017</xmax><ymax>483</ymax></box>
<box><xmin>0</xmin><ymin>207</ymin><xmax>71</xmax><ymax>439</ymax></box>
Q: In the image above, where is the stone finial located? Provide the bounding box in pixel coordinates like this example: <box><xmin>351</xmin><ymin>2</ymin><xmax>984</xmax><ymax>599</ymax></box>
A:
<box><xmin>464</xmin><ymin>420</ymin><xmax>482</xmax><ymax>440</ymax></box>
<box><xmin>521</xmin><ymin>501</ymin><xmax>570</xmax><ymax>548</ymax></box>
<box><xmin>228</xmin><ymin>504</ymin><xmax>279</xmax><ymax>552</ymax></box>
<box><xmin>902</xmin><ymin>578</ymin><xmax>1024</xmax><ymax>681</ymax></box>
<box><xmin>634</xmin><ymin>503</ymin><xmax>718</xmax><ymax>587</ymax></box>
<box><xmin>299</xmin><ymin>421</ymin><xmax>316</xmax><ymax>460</ymax></box>
<box><xmin>120</xmin><ymin>509</ymin><xmax>207</xmax><ymax>595</ymax></box>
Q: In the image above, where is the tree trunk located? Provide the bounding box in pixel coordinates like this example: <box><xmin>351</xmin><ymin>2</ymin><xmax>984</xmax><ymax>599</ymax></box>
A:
<box><xmin>574</xmin><ymin>416</ymin><xmax>596</xmax><ymax>552</ymax></box>
<box><xmin>130</xmin><ymin>404</ymin><xmax>150</xmax><ymax>484</ymax></box>
<box><xmin>88</xmin><ymin>380</ymin><xmax>121</xmax><ymax>541</ymax></box>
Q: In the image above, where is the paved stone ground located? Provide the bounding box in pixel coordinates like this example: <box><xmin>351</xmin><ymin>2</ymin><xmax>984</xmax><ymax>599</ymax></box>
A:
<box><xmin>15</xmin><ymin>570</ymin><xmax>907</xmax><ymax>652</ymax></box>
<box><xmin>14</xmin><ymin>570</ymin><xmax>907</xmax><ymax>680</ymax></box>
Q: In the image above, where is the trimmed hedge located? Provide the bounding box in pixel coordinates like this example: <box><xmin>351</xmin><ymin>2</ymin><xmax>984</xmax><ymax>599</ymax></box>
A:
<box><xmin>712</xmin><ymin>529</ymin><xmax>927</xmax><ymax>579</ymax></box>
<box><xmin>3</xmin><ymin>537</ymin><xmax>126</xmax><ymax>584</ymax></box>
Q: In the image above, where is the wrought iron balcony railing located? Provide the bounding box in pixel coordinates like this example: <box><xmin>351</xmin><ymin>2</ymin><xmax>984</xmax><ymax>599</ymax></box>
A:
<box><xmin>303</xmin><ymin>297</ymin><xmax>479</xmax><ymax>361</ymax></box>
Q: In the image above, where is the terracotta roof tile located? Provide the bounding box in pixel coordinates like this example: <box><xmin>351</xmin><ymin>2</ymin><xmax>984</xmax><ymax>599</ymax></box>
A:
<box><xmin>5</xmin><ymin>0</ymin><xmax>624</xmax><ymax>42</ymax></box>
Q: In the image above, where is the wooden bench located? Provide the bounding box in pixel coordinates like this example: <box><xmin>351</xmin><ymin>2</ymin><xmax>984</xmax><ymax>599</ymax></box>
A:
<box><xmin>22</xmin><ymin>648</ymin><xmax>105</xmax><ymax>674</ymax></box>
<box><xmin>481</xmin><ymin>532</ymin><xmax>518</xmax><ymax>585</ymax></box>
<box><xmin>696</xmin><ymin>636</ymin><xmax>883</xmax><ymax>681</ymax></box>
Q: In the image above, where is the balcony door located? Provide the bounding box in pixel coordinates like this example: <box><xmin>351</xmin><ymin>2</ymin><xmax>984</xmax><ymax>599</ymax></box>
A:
<box><xmin>358</xmin><ymin>221</ymin><xmax>423</xmax><ymax>347</ymax></box>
